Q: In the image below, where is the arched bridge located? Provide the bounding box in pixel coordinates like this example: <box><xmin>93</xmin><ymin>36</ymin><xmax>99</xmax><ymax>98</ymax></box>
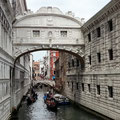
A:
<box><xmin>13</xmin><ymin>7</ymin><xmax>85</xmax><ymax>60</ymax></box>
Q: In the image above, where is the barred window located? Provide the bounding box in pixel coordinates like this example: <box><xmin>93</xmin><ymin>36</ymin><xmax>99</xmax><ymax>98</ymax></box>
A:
<box><xmin>108</xmin><ymin>86</ymin><xmax>113</xmax><ymax>98</ymax></box>
<box><xmin>82</xmin><ymin>83</ymin><xmax>84</xmax><ymax>91</ymax></box>
<box><xmin>76</xmin><ymin>82</ymin><xmax>79</xmax><ymax>90</ymax></box>
<box><xmin>88</xmin><ymin>55</ymin><xmax>91</xmax><ymax>65</ymax></box>
<box><xmin>88</xmin><ymin>33</ymin><xmax>91</xmax><ymax>42</ymax></box>
<box><xmin>96</xmin><ymin>27</ymin><xmax>101</xmax><ymax>37</ymax></box>
<box><xmin>97</xmin><ymin>85</ymin><xmax>100</xmax><ymax>95</ymax></box>
<box><xmin>108</xmin><ymin>19</ymin><xmax>113</xmax><ymax>31</ymax></box>
<box><xmin>88</xmin><ymin>84</ymin><xmax>91</xmax><ymax>93</ymax></box>
<box><xmin>108</xmin><ymin>49</ymin><xmax>113</xmax><ymax>60</ymax></box>
<box><xmin>60</xmin><ymin>31</ymin><xmax>67</xmax><ymax>37</ymax></box>
<box><xmin>33</xmin><ymin>30</ymin><xmax>40</xmax><ymax>37</ymax></box>
<box><xmin>97</xmin><ymin>53</ymin><xmax>101</xmax><ymax>63</ymax></box>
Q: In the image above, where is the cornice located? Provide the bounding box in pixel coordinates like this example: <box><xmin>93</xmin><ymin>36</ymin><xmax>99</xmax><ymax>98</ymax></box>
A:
<box><xmin>13</xmin><ymin>26</ymin><xmax>81</xmax><ymax>29</ymax></box>
<box><xmin>81</xmin><ymin>0</ymin><xmax>120</xmax><ymax>33</ymax></box>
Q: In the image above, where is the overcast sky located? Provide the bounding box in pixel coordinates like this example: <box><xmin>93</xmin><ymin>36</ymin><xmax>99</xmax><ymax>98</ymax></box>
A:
<box><xmin>27</xmin><ymin>0</ymin><xmax>111</xmax><ymax>61</ymax></box>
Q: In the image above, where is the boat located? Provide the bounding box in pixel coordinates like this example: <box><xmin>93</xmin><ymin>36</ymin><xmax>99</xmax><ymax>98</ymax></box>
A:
<box><xmin>46</xmin><ymin>98</ymin><xmax>57</xmax><ymax>110</ymax></box>
<box><xmin>53</xmin><ymin>94</ymin><xmax>70</xmax><ymax>105</ymax></box>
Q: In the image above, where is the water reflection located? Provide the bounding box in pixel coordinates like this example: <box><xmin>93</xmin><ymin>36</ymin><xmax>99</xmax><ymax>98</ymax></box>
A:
<box><xmin>13</xmin><ymin>90</ymin><xmax>104</xmax><ymax>120</ymax></box>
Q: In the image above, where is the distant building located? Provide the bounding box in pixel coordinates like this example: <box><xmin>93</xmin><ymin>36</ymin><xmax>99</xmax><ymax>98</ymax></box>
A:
<box><xmin>50</xmin><ymin>50</ymin><xmax>59</xmax><ymax>80</ymax></box>
<box><xmin>33</xmin><ymin>61</ymin><xmax>40</xmax><ymax>80</ymax></box>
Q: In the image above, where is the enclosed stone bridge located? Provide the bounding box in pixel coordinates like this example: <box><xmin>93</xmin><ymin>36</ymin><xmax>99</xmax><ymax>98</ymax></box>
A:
<box><xmin>13</xmin><ymin>7</ymin><xmax>85</xmax><ymax>62</ymax></box>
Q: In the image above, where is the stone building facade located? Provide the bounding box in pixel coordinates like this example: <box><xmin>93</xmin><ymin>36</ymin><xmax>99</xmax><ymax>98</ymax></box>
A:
<box><xmin>63</xmin><ymin>0</ymin><xmax>120</xmax><ymax>120</ymax></box>
<box><xmin>0</xmin><ymin>0</ymin><xmax>32</xmax><ymax>120</ymax></box>
<box><xmin>55</xmin><ymin>52</ymin><xmax>67</xmax><ymax>93</ymax></box>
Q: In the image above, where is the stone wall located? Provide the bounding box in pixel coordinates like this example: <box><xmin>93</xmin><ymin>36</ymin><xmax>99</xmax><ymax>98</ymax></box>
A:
<box><xmin>64</xmin><ymin>1</ymin><xmax>120</xmax><ymax>120</ymax></box>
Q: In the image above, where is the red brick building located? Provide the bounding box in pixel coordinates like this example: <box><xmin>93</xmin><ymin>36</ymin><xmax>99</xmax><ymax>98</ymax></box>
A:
<box><xmin>50</xmin><ymin>50</ymin><xmax>59</xmax><ymax>80</ymax></box>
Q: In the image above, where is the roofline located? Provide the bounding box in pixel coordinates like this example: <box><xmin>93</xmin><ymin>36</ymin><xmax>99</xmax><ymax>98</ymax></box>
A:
<box><xmin>13</xmin><ymin>13</ymin><xmax>82</xmax><ymax>26</ymax></box>
<box><xmin>81</xmin><ymin>0</ymin><xmax>120</xmax><ymax>32</ymax></box>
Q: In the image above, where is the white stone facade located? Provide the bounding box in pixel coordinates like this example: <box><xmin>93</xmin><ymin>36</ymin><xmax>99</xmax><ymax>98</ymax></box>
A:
<box><xmin>64</xmin><ymin>1</ymin><xmax>120</xmax><ymax>120</ymax></box>
<box><xmin>0</xmin><ymin>0</ymin><xmax>31</xmax><ymax>120</ymax></box>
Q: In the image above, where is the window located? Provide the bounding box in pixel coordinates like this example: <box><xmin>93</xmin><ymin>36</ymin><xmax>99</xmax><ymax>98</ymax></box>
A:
<box><xmin>72</xmin><ymin>59</ymin><xmax>74</xmax><ymax>67</ymax></box>
<box><xmin>108</xmin><ymin>19</ymin><xmax>113</xmax><ymax>31</ymax></box>
<box><xmin>72</xmin><ymin>82</ymin><xmax>73</xmax><ymax>91</ymax></box>
<box><xmin>88</xmin><ymin>33</ymin><xmax>91</xmax><ymax>42</ymax></box>
<box><xmin>96</xmin><ymin>27</ymin><xmax>101</xmax><ymax>37</ymax></box>
<box><xmin>53</xmin><ymin>53</ymin><xmax>56</xmax><ymax>56</ymax></box>
<box><xmin>76</xmin><ymin>82</ymin><xmax>79</xmax><ymax>90</ymax></box>
<box><xmin>33</xmin><ymin>30</ymin><xmax>40</xmax><ymax>37</ymax></box>
<box><xmin>82</xmin><ymin>83</ymin><xmax>84</xmax><ymax>91</ymax></box>
<box><xmin>53</xmin><ymin>57</ymin><xmax>56</xmax><ymax>62</ymax></box>
<box><xmin>97</xmin><ymin>85</ymin><xmax>100</xmax><ymax>95</ymax></box>
<box><xmin>88</xmin><ymin>55</ymin><xmax>91</xmax><ymax>65</ymax></box>
<box><xmin>53</xmin><ymin>64</ymin><xmax>55</xmax><ymax>69</ymax></box>
<box><xmin>76</xmin><ymin>59</ymin><xmax>79</xmax><ymax>67</ymax></box>
<box><xmin>60</xmin><ymin>31</ymin><xmax>67</xmax><ymax>37</ymax></box>
<box><xmin>68</xmin><ymin>62</ymin><xmax>70</xmax><ymax>68</ymax></box>
<box><xmin>108</xmin><ymin>49</ymin><xmax>113</xmax><ymax>60</ymax></box>
<box><xmin>108</xmin><ymin>86</ymin><xmax>113</xmax><ymax>98</ymax></box>
<box><xmin>68</xmin><ymin>82</ymin><xmax>69</xmax><ymax>87</ymax></box>
<box><xmin>88</xmin><ymin>84</ymin><xmax>90</xmax><ymax>93</ymax></box>
<box><xmin>97</xmin><ymin>53</ymin><xmax>101</xmax><ymax>63</ymax></box>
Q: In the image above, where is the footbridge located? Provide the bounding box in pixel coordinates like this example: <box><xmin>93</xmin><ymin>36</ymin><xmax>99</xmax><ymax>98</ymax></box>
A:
<box><xmin>33</xmin><ymin>80</ymin><xmax>55</xmax><ymax>87</ymax></box>
<box><xmin>13</xmin><ymin>7</ymin><xmax>85</xmax><ymax>63</ymax></box>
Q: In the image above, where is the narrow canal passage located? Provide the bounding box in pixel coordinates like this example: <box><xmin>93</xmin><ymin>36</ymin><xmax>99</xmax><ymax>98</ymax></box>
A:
<box><xmin>11</xmin><ymin>89</ymin><xmax>104</xmax><ymax>120</ymax></box>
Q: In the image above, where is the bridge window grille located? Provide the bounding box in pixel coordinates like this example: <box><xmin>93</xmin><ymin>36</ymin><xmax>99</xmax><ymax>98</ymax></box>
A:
<box><xmin>97</xmin><ymin>85</ymin><xmax>100</xmax><ymax>95</ymax></box>
<box><xmin>96</xmin><ymin>27</ymin><xmax>101</xmax><ymax>37</ymax></box>
<box><xmin>97</xmin><ymin>52</ymin><xmax>101</xmax><ymax>63</ymax></box>
<box><xmin>108</xmin><ymin>19</ymin><xmax>113</xmax><ymax>32</ymax></box>
<box><xmin>60</xmin><ymin>31</ymin><xmax>67</xmax><ymax>37</ymax></box>
<box><xmin>108</xmin><ymin>49</ymin><xmax>113</xmax><ymax>60</ymax></box>
<box><xmin>108</xmin><ymin>86</ymin><xmax>113</xmax><ymax>98</ymax></box>
<box><xmin>88</xmin><ymin>33</ymin><xmax>91</xmax><ymax>42</ymax></box>
<box><xmin>82</xmin><ymin>83</ymin><xmax>84</xmax><ymax>91</ymax></box>
<box><xmin>33</xmin><ymin>30</ymin><xmax>40</xmax><ymax>37</ymax></box>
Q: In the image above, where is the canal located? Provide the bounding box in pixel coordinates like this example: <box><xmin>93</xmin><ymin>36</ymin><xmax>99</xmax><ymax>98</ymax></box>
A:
<box><xmin>11</xmin><ymin>88</ymin><xmax>104</xmax><ymax>120</ymax></box>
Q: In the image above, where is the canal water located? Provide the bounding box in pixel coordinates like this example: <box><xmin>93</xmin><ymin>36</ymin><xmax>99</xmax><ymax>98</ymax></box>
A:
<box><xmin>11</xmin><ymin>89</ymin><xmax>104</xmax><ymax>120</ymax></box>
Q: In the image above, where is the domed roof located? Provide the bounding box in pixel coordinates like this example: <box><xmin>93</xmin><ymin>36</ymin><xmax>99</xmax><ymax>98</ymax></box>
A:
<box><xmin>36</xmin><ymin>7</ymin><xmax>63</xmax><ymax>15</ymax></box>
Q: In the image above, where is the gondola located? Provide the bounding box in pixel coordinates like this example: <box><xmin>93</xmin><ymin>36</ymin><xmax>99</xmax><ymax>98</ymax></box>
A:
<box><xmin>46</xmin><ymin>98</ymin><xmax>57</xmax><ymax>110</ymax></box>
